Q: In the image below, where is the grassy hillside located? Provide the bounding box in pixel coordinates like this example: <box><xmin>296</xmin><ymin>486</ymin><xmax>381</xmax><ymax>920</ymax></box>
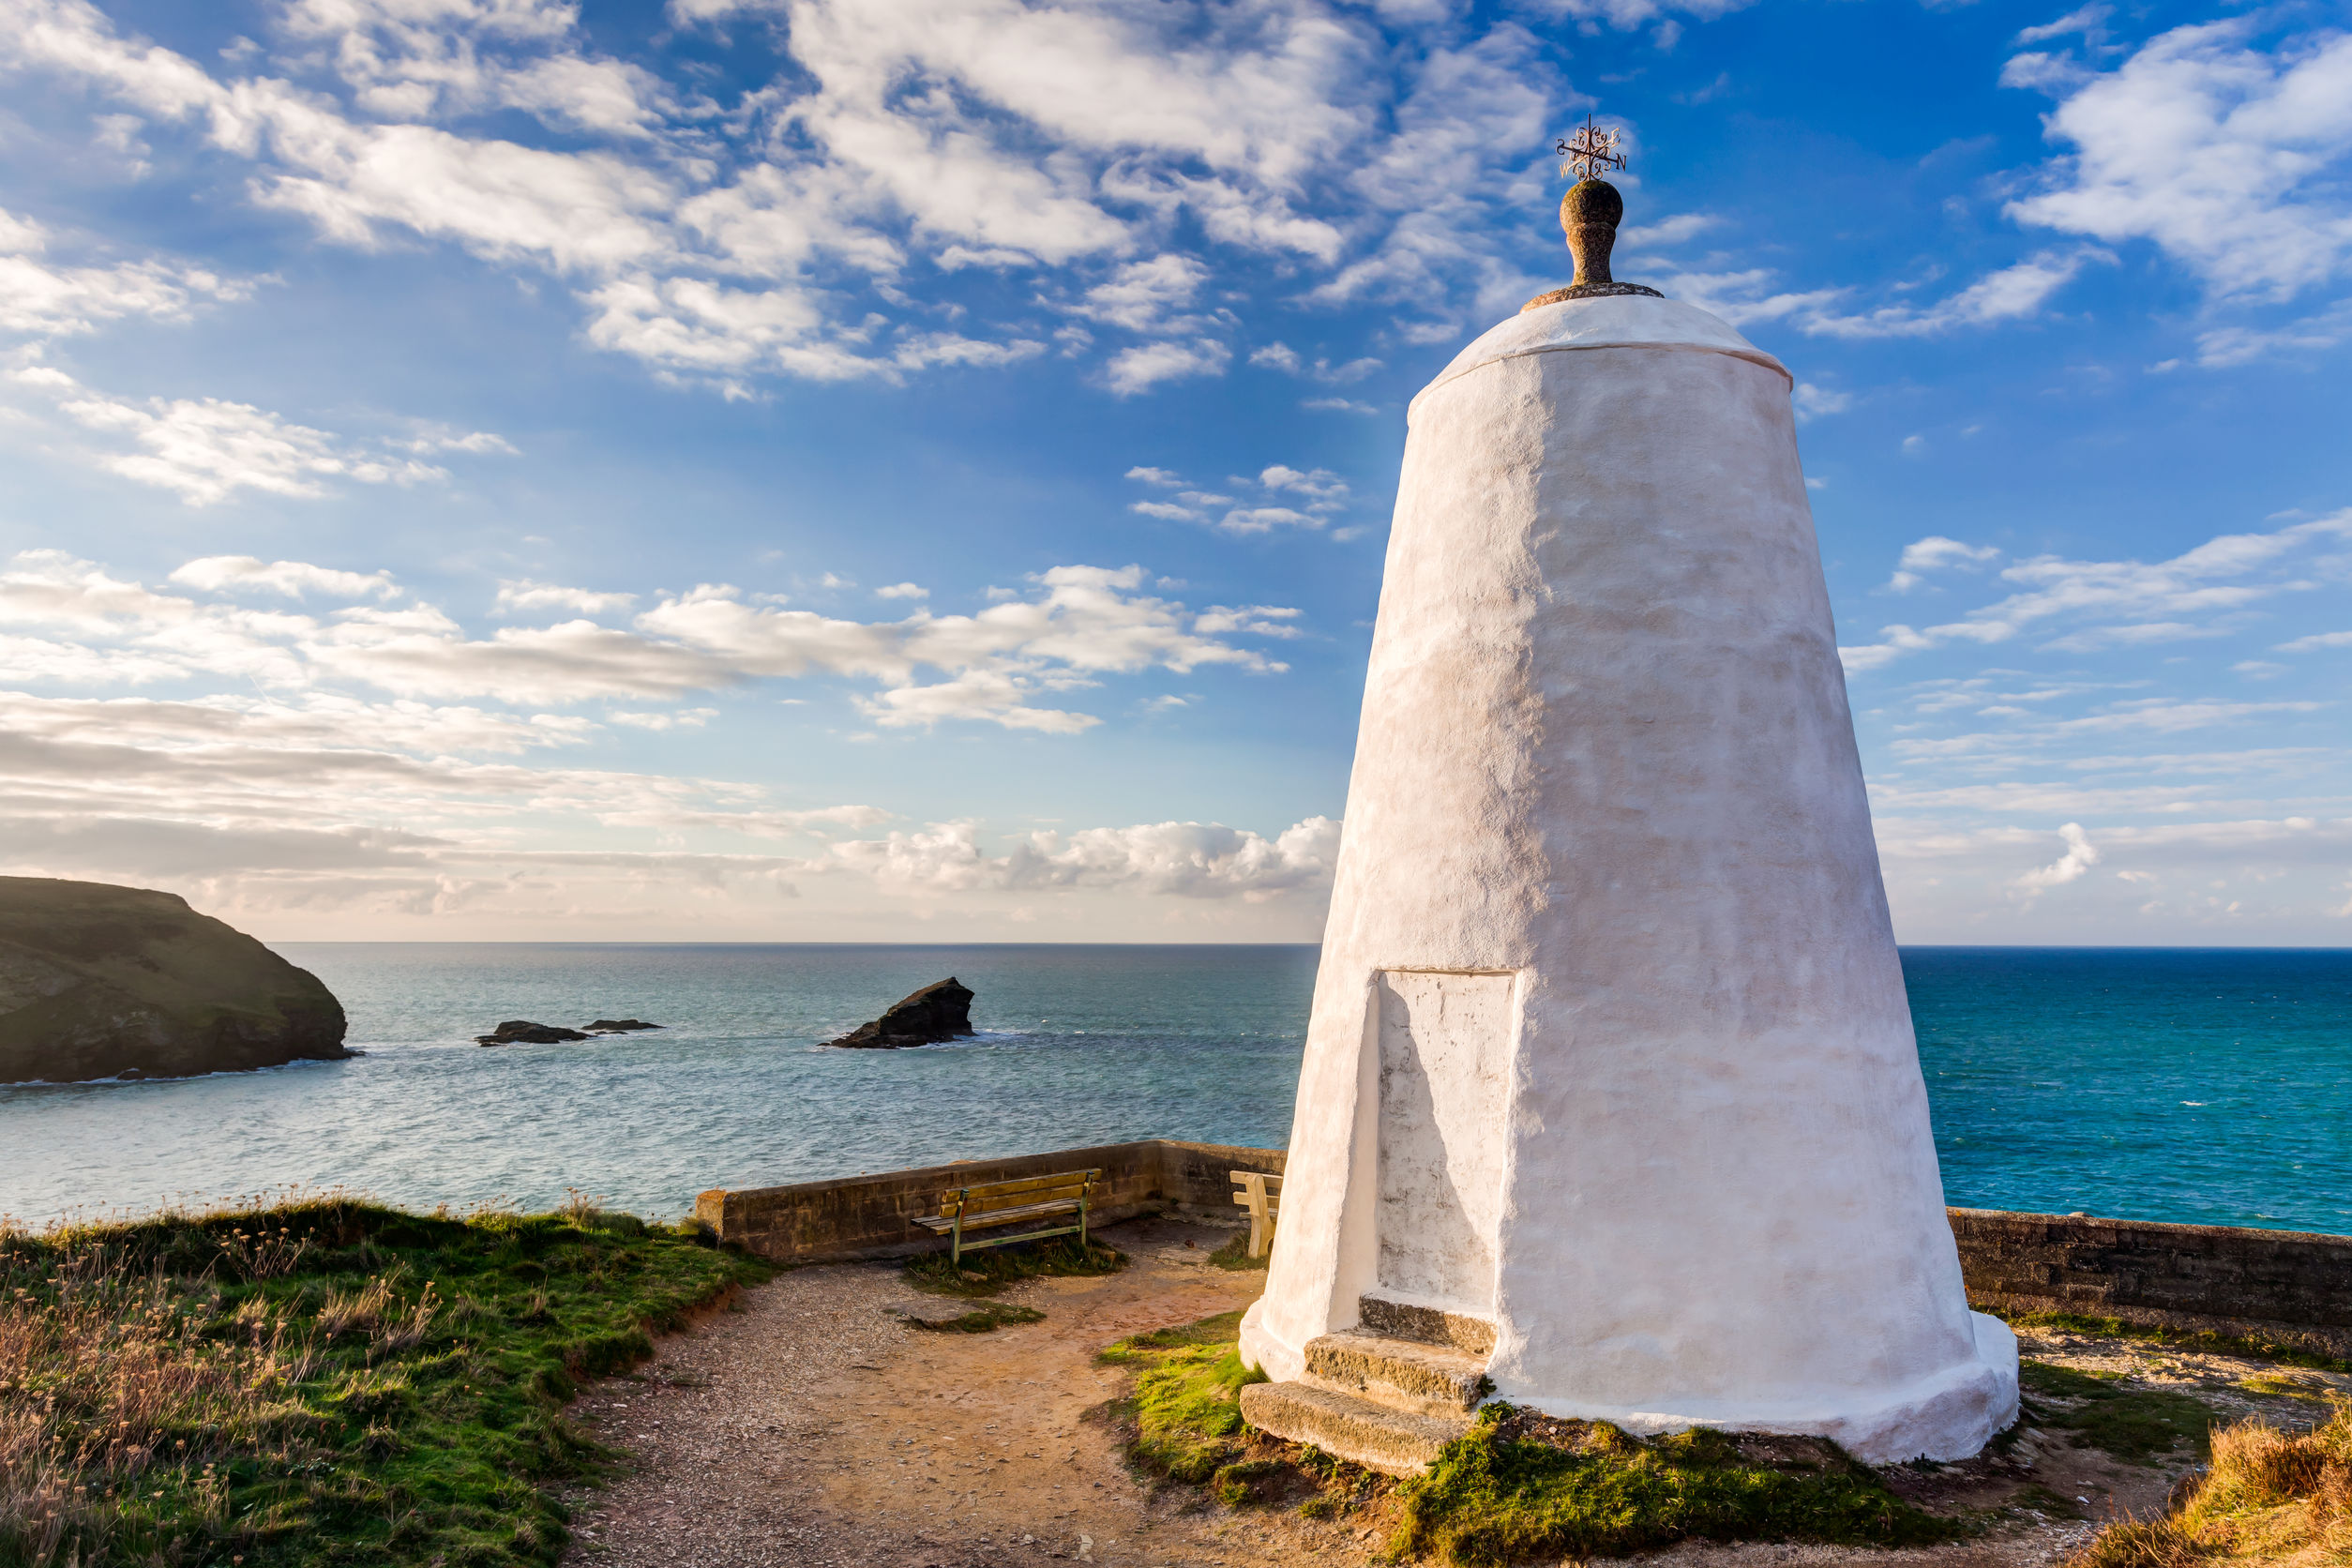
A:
<box><xmin>0</xmin><ymin>1193</ymin><xmax>766</xmax><ymax>1568</ymax></box>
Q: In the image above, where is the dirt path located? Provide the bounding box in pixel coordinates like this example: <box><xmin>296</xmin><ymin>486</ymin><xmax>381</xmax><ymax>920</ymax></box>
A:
<box><xmin>564</xmin><ymin>1215</ymin><xmax>1368</xmax><ymax>1568</ymax></box>
<box><xmin>562</xmin><ymin>1218</ymin><xmax>2344</xmax><ymax>1568</ymax></box>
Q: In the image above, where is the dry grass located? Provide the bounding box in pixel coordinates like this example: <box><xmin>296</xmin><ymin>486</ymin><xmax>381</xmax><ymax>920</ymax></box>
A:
<box><xmin>0</xmin><ymin>1231</ymin><xmax>324</xmax><ymax>1565</ymax></box>
<box><xmin>0</xmin><ymin>1188</ymin><xmax>762</xmax><ymax>1568</ymax></box>
<box><xmin>2070</xmin><ymin>1402</ymin><xmax>2352</xmax><ymax>1568</ymax></box>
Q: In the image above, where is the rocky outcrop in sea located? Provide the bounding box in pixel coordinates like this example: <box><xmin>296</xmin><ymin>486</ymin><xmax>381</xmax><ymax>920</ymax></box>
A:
<box><xmin>0</xmin><ymin>876</ymin><xmax>351</xmax><ymax>1084</ymax></box>
<box><xmin>826</xmin><ymin>977</ymin><xmax>975</xmax><ymax>1048</ymax></box>
<box><xmin>475</xmin><ymin>1018</ymin><xmax>666</xmax><ymax>1046</ymax></box>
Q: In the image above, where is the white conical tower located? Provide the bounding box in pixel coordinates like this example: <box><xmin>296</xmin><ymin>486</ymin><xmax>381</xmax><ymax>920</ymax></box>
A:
<box><xmin>1236</xmin><ymin>156</ymin><xmax>2017</xmax><ymax>1470</ymax></box>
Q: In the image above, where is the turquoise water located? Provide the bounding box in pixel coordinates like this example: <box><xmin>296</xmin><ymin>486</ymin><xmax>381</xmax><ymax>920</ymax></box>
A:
<box><xmin>1</xmin><ymin>944</ymin><xmax>2345</xmax><ymax>1233</ymax></box>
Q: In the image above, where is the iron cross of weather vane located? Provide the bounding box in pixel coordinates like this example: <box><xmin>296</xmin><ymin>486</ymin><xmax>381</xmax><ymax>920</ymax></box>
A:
<box><xmin>1556</xmin><ymin>115</ymin><xmax>1627</xmax><ymax>181</ymax></box>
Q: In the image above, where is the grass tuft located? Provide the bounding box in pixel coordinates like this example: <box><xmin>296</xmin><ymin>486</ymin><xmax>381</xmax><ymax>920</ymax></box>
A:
<box><xmin>900</xmin><ymin>1302</ymin><xmax>1045</xmax><ymax>1334</ymax></box>
<box><xmin>0</xmin><ymin>1191</ymin><xmax>765</xmax><ymax>1568</ymax></box>
<box><xmin>901</xmin><ymin>1235</ymin><xmax>1124</xmax><ymax>1298</ymax></box>
<box><xmin>2067</xmin><ymin>1401</ymin><xmax>2352</xmax><ymax>1568</ymax></box>
<box><xmin>1203</xmin><ymin>1232</ymin><xmax>1268</xmax><ymax>1273</ymax></box>
<box><xmin>1394</xmin><ymin>1407</ymin><xmax>1964</xmax><ymax>1568</ymax></box>
<box><xmin>2020</xmin><ymin>1360</ymin><xmax>2215</xmax><ymax>1464</ymax></box>
<box><xmin>1095</xmin><ymin>1310</ymin><xmax>1265</xmax><ymax>1483</ymax></box>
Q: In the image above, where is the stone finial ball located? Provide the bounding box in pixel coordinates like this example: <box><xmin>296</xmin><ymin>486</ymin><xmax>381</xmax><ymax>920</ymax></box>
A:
<box><xmin>1560</xmin><ymin>177</ymin><xmax>1624</xmax><ymax>230</ymax></box>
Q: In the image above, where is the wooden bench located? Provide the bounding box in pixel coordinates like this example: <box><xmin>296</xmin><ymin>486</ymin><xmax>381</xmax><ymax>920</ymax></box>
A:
<box><xmin>1231</xmin><ymin>1169</ymin><xmax>1283</xmax><ymax>1259</ymax></box>
<box><xmin>914</xmin><ymin>1168</ymin><xmax>1100</xmax><ymax>1266</ymax></box>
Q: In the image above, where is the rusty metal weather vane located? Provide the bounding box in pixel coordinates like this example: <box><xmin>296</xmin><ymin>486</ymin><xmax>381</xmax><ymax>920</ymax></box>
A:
<box><xmin>1523</xmin><ymin>113</ymin><xmax>1660</xmax><ymax>309</ymax></box>
<box><xmin>1555</xmin><ymin>115</ymin><xmax>1627</xmax><ymax>183</ymax></box>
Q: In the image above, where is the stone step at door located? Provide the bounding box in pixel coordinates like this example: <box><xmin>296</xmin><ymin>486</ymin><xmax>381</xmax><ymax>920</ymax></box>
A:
<box><xmin>1302</xmin><ymin>1328</ymin><xmax>1490</xmax><ymax>1416</ymax></box>
<box><xmin>1236</xmin><ymin>1380</ymin><xmax>1471</xmax><ymax>1477</ymax></box>
<box><xmin>1358</xmin><ymin>1291</ymin><xmax>1498</xmax><ymax>1355</ymax></box>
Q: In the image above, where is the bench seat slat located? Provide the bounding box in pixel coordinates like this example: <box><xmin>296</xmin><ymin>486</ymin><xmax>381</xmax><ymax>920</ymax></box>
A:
<box><xmin>916</xmin><ymin>1197</ymin><xmax>1082</xmax><ymax>1232</ymax></box>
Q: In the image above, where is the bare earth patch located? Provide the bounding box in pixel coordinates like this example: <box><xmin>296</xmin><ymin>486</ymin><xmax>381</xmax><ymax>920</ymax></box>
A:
<box><xmin>560</xmin><ymin>1224</ymin><xmax>2350</xmax><ymax>1567</ymax></box>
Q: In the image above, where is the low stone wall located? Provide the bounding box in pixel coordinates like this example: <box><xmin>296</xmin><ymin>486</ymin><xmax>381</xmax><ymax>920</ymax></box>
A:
<box><xmin>696</xmin><ymin>1138</ymin><xmax>1286</xmax><ymax>1263</ymax></box>
<box><xmin>702</xmin><ymin>1142</ymin><xmax>2352</xmax><ymax>1355</ymax></box>
<box><xmin>1951</xmin><ymin>1206</ymin><xmax>2352</xmax><ymax>1359</ymax></box>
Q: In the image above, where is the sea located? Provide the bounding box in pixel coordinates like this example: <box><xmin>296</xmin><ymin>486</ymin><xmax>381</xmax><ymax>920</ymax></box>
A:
<box><xmin>2</xmin><ymin>944</ymin><xmax>2346</xmax><ymax>1235</ymax></box>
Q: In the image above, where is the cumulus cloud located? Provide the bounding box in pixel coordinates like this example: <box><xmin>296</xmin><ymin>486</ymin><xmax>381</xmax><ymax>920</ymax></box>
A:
<box><xmin>495</xmin><ymin>580</ymin><xmax>639</xmax><ymax>615</ymax></box>
<box><xmin>172</xmin><ymin>556</ymin><xmax>398</xmax><ymax>599</ymax></box>
<box><xmin>0</xmin><ymin>550</ymin><xmax>1297</xmax><ymax>729</ymax></box>
<box><xmin>0</xmin><ymin>206</ymin><xmax>254</xmax><ymax>337</ymax></box>
<box><xmin>8</xmin><ymin>365</ymin><xmax>511</xmax><ymax>505</ymax></box>
<box><xmin>1123</xmin><ymin>462</ymin><xmax>1352</xmax><ymax>534</ymax></box>
<box><xmin>1669</xmin><ymin>249</ymin><xmax>2109</xmax><ymax>339</ymax></box>
<box><xmin>1884</xmin><ymin>535</ymin><xmax>2002</xmax><ymax>594</ymax></box>
<box><xmin>819</xmin><ymin>814</ymin><xmax>1341</xmax><ymax>901</ymax></box>
<box><xmin>1840</xmin><ymin>509</ymin><xmax>2352</xmax><ymax>673</ymax></box>
<box><xmin>2003</xmin><ymin>21</ymin><xmax>2352</xmax><ymax>306</ymax></box>
<box><xmin>2012</xmin><ymin>821</ymin><xmax>2100</xmax><ymax>893</ymax></box>
<box><xmin>0</xmin><ymin>0</ymin><xmax>1605</xmax><ymax>394</ymax></box>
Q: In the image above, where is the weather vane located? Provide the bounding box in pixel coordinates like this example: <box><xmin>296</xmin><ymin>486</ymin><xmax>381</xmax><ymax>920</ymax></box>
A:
<box><xmin>1522</xmin><ymin>112</ymin><xmax>1659</xmax><ymax>309</ymax></box>
<box><xmin>1556</xmin><ymin>114</ymin><xmax>1627</xmax><ymax>183</ymax></box>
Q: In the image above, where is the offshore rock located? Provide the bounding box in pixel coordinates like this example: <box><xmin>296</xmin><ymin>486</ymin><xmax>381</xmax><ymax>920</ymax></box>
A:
<box><xmin>827</xmin><ymin>977</ymin><xmax>975</xmax><ymax>1048</ymax></box>
<box><xmin>475</xmin><ymin>1020</ymin><xmax>592</xmax><ymax>1046</ymax></box>
<box><xmin>0</xmin><ymin>876</ymin><xmax>351</xmax><ymax>1084</ymax></box>
<box><xmin>585</xmin><ymin>1018</ymin><xmax>662</xmax><ymax>1033</ymax></box>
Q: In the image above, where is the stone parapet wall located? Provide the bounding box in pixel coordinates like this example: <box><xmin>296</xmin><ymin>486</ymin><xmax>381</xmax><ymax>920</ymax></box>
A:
<box><xmin>701</xmin><ymin>1144</ymin><xmax>2352</xmax><ymax>1354</ymax></box>
<box><xmin>1951</xmin><ymin>1206</ymin><xmax>2352</xmax><ymax>1359</ymax></box>
<box><xmin>696</xmin><ymin>1138</ymin><xmax>1286</xmax><ymax>1263</ymax></box>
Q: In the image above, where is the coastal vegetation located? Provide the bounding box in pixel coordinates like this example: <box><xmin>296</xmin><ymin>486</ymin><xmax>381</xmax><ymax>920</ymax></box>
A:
<box><xmin>1099</xmin><ymin>1312</ymin><xmax>1956</xmax><ymax>1566</ymax></box>
<box><xmin>2019</xmin><ymin>1360</ymin><xmax>2214</xmax><ymax>1464</ymax></box>
<box><xmin>899</xmin><ymin>1233</ymin><xmax>1124</xmax><ymax>1297</ymax></box>
<box><xmin>1097</xmin><ymin>1308</ymin><xmax>1266</xmax><ymax>1484</ymax></box>
<box><xmin>0</xmin><ymin>1190</ymin><xmax>763</xmax><ymax>1568</ymax></box>
<box><xmin>2070</xmin><ymin>1402</ymin><xmax>2352</xmax><ymax>1568</ymax></box>
<box><xmin>1392</xmin><ymin>1409</ymin><xmax>1961</xmax><ymax>1566</ymax></box>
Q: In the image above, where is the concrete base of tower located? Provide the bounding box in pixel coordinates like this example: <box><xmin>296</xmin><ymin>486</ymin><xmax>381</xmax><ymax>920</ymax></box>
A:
<box><xmin>1240</xmin><ymin>1303</ymin><xmax>2020</xmax><ymax>1466</ymax></box>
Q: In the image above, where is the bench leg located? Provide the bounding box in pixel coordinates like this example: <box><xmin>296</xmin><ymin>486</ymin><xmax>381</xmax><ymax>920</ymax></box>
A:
<box><xmin>952</xmin><ymin>1211</ymin><xmax>963</xmax><ymax>1269</ymax></box>
<box><xmin>1078</xmin><ymin>1192</ymin><xmax>1089</xmax><ymax>1253</ymax></box>
<box><xmin>1248</xmin><ymin>1209</ymin><xmax>1268</xmax><ymax>1259</ymax></box>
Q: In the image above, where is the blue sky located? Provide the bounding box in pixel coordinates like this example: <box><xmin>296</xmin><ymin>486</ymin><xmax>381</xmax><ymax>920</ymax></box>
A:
<box><xmin>0</xmin><ymin>0</ymin><xmax>2347</xmax><ymax>942</ymax></box>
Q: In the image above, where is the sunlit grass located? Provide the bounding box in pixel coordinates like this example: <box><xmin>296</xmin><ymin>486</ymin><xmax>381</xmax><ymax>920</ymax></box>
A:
<box><xmin>0</xmin><ymin>1190</ymin><xmax>765</xmax><ymax>1568</ymax></box>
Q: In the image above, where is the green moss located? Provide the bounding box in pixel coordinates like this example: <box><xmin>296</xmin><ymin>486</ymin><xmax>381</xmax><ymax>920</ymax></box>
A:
<box><xmin>0</xmin><ymin>1194</ymin><xmax>767</xmax><ymax>1568</ymax></box>
<box><xmin>902</xmin><ymin>1301</ymin><xmax>1046</xmax><ymax>1334</ymax></box>
<box><xmin>2236</xmin><ymin>1370</ymin><xmax>2334</xmax><ymax>1402</ymax></box>
<box><xmin>1394</xmin><ymin>1409</ymin><xmax>1964</xmax><ymax>1568</ymax></box>
<box><xmin>2019</xmin><ymin>1359</ymin><xmax>2215</xmax><ymax>1464</ymax></box>
<box><xmin>900</xmin><ymin>1234</ymin><xmax>1125</xmax><ymax>1298</ymax></box>
<box><xmin>1093</xmin><ymin>1312</ymin><xmax>1266</xmax><ymax>1483</ymax></box>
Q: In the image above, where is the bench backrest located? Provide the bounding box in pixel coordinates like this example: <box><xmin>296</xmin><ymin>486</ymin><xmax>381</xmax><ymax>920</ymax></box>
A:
<box><xmin>939</xmin><ymin>1168</ymin><xmax>1100</xmax><ymax>1218</ymax></box>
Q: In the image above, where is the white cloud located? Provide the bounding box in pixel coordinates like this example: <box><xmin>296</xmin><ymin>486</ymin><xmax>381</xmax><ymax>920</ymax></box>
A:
<box><xmin>9</xmin><ymin>366</ymin><xmax>508</xmax><ymax>505</ymax></box>
<box><xmin>171</xmin><ymin>556</ymin><xmax>398</xmax><ymax>599</ymax></box>
<box><xmin>495</xmin><ymin>580</ymin><xmax>639</xmax><ymax>615</ymax></box>
<box><xmin>819</xmin><ymin>814</ymin><xmax>1341</xmax><ymax>901</ymax></box>
<box><xmin>1791</xmin><ymin>382</ymin><xmax>1851</xmax><ymax>422</ymax></box>
<box><xmin>0</xmin><ymin>207</ymin><xmax>254</xmax><ymax>337</ymax></box>
<box><xmin>2013</xmin><ymin>821</ymin><xmax>2100</xmax><ymax>893</ymax></box>
<box><xmin>0</xmin><ymin>549</ymin><xmax>1298</xmax><ymax>727</ymax></box>
<box><xmin>1104</xmin><ymin>339</ymin><xmax>1231</xmax><ymax>396</ymax></box>
<box><xmin>1841</xmin><ymin>509</ymin><xmax>2352</xmax><ymax>672</ymax></box>
<box><xmin>0</xmin><ymin>0</ymin><xmax>1585</xmax><ymax>396</ymax></box>
<box><xmin>1122</xmin><ymin>460</ymin><xmax>1351</xmax><ymax>532</ymax></box>
<box><xmin>1885</xmin><ymin>535</ymin><xmax>2001</xmax><ymax>594</ymax></box>
<box><xmin>873</xmin><ymin>581</ymin><xmax>928</xmax><ymax>600</ymax></box>
<box><xmin>2004</xmin><ymin>21</ymin><xmax>2352</xmax><ymax>306</ymax></box>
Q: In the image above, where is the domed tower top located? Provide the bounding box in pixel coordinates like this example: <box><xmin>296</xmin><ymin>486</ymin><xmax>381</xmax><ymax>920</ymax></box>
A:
<box><xmin>1524</xmin><ymin>114</ymin><xmax>1663</xmax><ymax>311</ymax></box>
